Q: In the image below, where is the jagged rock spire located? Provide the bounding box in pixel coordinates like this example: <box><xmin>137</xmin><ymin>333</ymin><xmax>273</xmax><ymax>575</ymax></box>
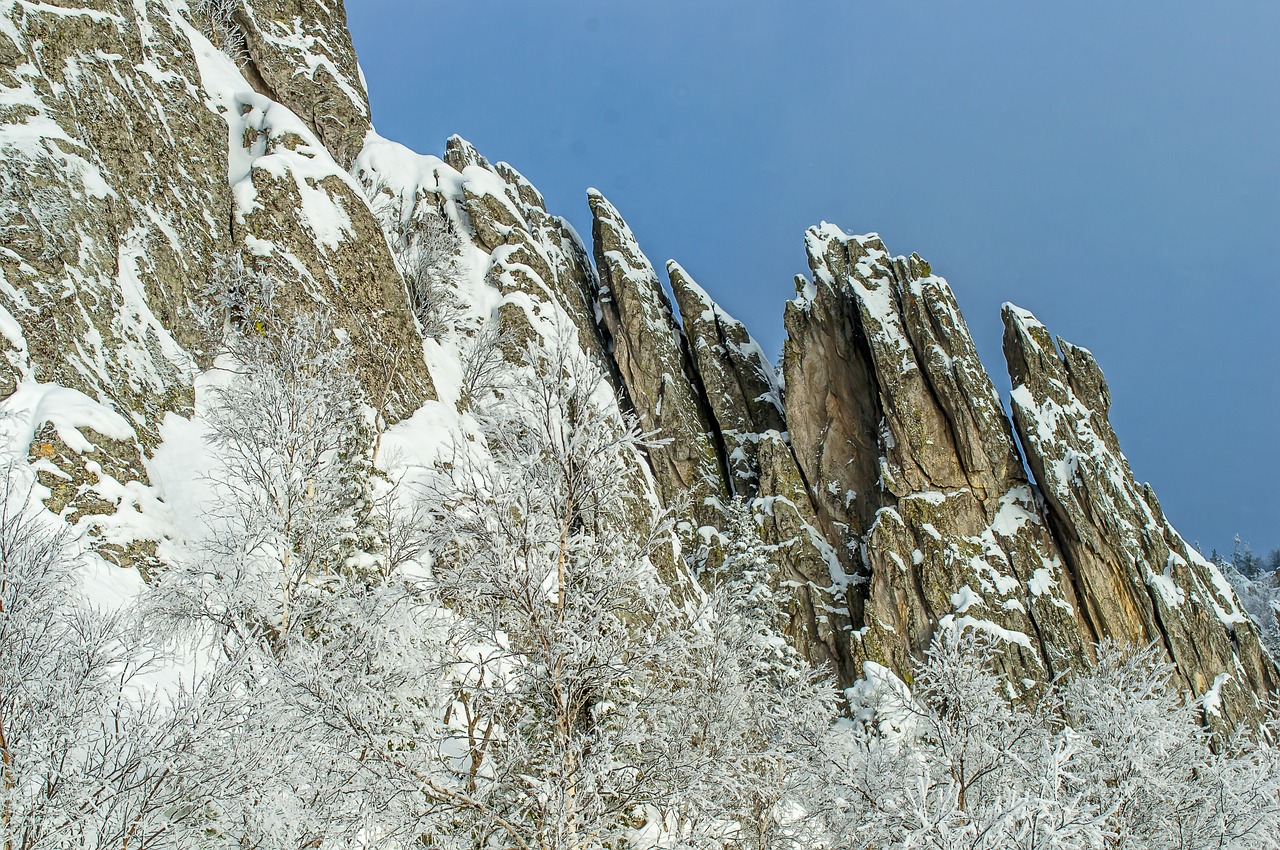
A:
<box><xmin>668</xmin><ymin>261</ymin><xmax>785</xmax><ymax>496</ymax></box>
<box><xmin>666</xmin><ymin>260</ymin><xmax>854</xmax><ymax>677</ymax></box>
<box><xmin>1003</xmin><ymin>304</ymin><xmax>1277</xmax><ymax>723</ymax></box>
<box><xmin>784</xmin><ymin>225</ymin><xmax>1089</xmax><ymax>685</ymax></box>
<box><xmin>587</xmin><ymin>191</ymin><xmax>729</xmax><ymax>520</ymax></box>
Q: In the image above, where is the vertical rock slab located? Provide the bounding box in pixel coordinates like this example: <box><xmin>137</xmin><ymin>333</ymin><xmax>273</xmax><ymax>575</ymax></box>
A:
<box><xmin>238</xmin><ymin>0</ymin><xmax>372</xmax><ymax>168</ymax></box>
<box><xmin>1003</xmin><ymin>304</ymin><xmax>1277</xmax><ymax>724</ymax></box>
<box><xmin>668</xmin><ymin>261</ymin><xmax>785</xmax><ymax>495</ymax></box>
<box><xmin>668</xmin><ymin>261</ymin><xmax>854</xmax><ymax>679</ymax></box>
<box><xmin>588</xmin><ymin>191</ymin><xmax>729</xmax><ymax>524</ymax></box>
<box><xmin>784</xmin><ymin>225</ymin><xmax>1089</xmax><ymax>686</ymax></box>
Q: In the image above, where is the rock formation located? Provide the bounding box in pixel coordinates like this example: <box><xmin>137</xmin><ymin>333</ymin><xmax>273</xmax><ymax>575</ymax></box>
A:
<box><xmin>0</xmin><ymin>0</ymin><xmax>429</xmax><ymax>573</ymax></box>
<box><xmin>668</xmin><ymin>261</ymin><xmax>786</xmax><ymax>496</ymax></box>
<box><xmin>1003</xmin><ymin>305</ymin><xmax>1277</xmax><ymax>720</ymax></box>
<box><xmin>1</xmin><ymin>0</ymin><xmax>1272</xmax><ymax>727</ymax></box>
<box><xmin>236</xmin><ymin>0</ymin><xmax>372</xmax><ymax>169</ymax></box>
<box><xmin>667</xmin><ymin>260</ymin><xmax>854</xmax><ymax>676</ymax></box>
<box><xmin>781</xmin><ymin>227</ymin><xmax>1089</xmax><ymax>687</ymax></box>
<box><xmin>588</xmin><ymin>192</ymin><xmax>729</xmax><ymax>527</ymax></box>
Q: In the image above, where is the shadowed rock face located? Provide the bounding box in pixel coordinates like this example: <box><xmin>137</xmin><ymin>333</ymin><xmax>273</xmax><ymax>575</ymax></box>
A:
<box><xmin>1004</xmin><ymin>305</ymin><xmax>1277</xmax><ymax>725</ymax></box>
<box><xmin>666</xmin><ymin>260</ymin><xmax>855</xmax><ymax>679</ymax></box>
<box><xmin>668</xmin><ymin>260</ymin><xmax>785</xmax><ymax>498</ymax></box>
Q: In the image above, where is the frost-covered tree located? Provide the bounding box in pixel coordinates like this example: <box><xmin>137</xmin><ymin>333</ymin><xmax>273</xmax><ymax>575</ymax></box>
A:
<box><xmin>817</xmin><ymin>631</ymin><xmax>1280</xmax><ymax>850</ymax></box>
<box><xmin>1060</xmin><ymin>643</ymin><xmax>1280</xmax><ymax>849</ymax></box>
<box><xmin>193</xmin><ymin>0</ymin><xmax>247</xmax><ymax>64</ymax></box>
<box><xmin>152</xmin><ymin>578</ymin><xmax>455</xmax><ymax>850</ymax></box>
<box><xmin>659</xmin><ymin>499</ymin><xmax>835</xmax><ymax>850</ymax></box>
<box><xmin>151</xmin><ymin>284</ymin><xmax>467</xmax><ymax>845</ymax></box>
<box><xmin>157</xmin><ymin>302</ymin><xmax>371</xmax><ymax>642</ymax></box>
<box><xmin>1221</xmin><ymin>558</ymin><xmax>1280</xmax><ymax>660</ymax></box>
<box><xmin>0</xmin><ymin>470</ymin><xmax>204</xmax><ymax>850</ymax></box>
<box><xmin>423</xmin><ymin>326</ymin><xmax>681</xmax><ymax>850</ymax></box>
<box><xmin>817</xmin><ymin>630</ymin><xmax>1084</xmax><ymax>850</ymax></box>
<box><xmin>422</xmin><ymin>327</ymin><xmax>839</xmax><ymax>850</ymax></box>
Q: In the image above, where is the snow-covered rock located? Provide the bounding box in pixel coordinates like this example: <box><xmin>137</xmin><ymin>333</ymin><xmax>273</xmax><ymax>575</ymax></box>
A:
<box><xmin>1003</xmin><ymin>304</ymin><xmax>1276</xmax><ymax>723</ymax></box>
<box><xmin>781</xmin><ymin>227</ymin><xmax>1089</xmax><ymax>689</ymax></box>
<box><xmin>2</xmin><ymin>0</ymin><xmax>1272</xmax><ymax>729</ymax></box>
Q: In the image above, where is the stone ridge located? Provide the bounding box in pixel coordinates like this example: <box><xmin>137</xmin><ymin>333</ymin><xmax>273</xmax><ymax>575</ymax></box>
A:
<box><xmin>575</xmin><ymin>212</ymin><xmax>1273</xmax><ymax>721</ymax></box>
<box><xmin>4</xmin><ymin>0</ymin><xmax>1272</xmax><ymax>725</ymax></box>
<box><xmin>782</xmin><ymin>226</ymin><xmax>1089</xmax><ymax>688</ymax></box>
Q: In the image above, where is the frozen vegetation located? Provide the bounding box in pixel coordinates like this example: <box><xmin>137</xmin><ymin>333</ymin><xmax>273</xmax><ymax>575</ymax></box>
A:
<box><xmin>3</xmin><ymin>305</ymin><xmax>1280</xmax><ymax>848</ymax></box>
<box><xmin>2</xmin><ymin>0</ymin><xmax>1279</xmax><ymax>847</ymax></box>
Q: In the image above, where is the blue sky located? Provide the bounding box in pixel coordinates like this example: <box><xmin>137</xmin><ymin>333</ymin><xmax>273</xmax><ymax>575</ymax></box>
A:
<box><xmin>347</xmin><ymin>1</ymin><xmax>1279</xmax><ymax>558</ymax></box>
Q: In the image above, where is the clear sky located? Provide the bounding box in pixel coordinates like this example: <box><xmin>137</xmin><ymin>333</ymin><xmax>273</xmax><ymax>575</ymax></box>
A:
<box><xmin>347</xmin><ymin>1</ymin><xmax>1279</xmax><ymax>558</ymax></box>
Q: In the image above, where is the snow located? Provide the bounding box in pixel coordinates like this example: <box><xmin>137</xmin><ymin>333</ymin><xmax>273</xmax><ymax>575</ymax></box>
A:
<box><xmin>377</xmin><ymin>399</ymin><xmax>473</xmax><ymax>490</ymax></box>
<box><xmin>1002</xmin><ymin>302</ymin><xmax>1043</xmax><ymax>337</ymax></box>
<box><xmin>1201</xmin><ymin>671</ymin><xmax>1231</xmax><ymax>718</ymax></box>
<box><xmin>145</xmin><ymin>405</ymin><xmax>218</xmax><ymax>552</ymax></box>
<box><xmin>1028</xmin><ymin>567</ymin><xmax>1058</xmax><ymax>597</ymax></box>
<box><xmin>461</xmin><ymin>162</ymin><xmax>525</xmax><ymax>227</ymax></box>
<box><xmin>0</xmin><ymin>300</ymin><xmax>25</xmax><ymax>352</ymax></box>
<box><xmin>846</xmin><ymin>661</ymin><xmax>916</xmax><ymax>738</ymax></box>
<box><xmin>990</xmin><ymin>486</ymin><xmax>1039</xmax><ymax>536</ymax></box>
<box><xmin>185</xmin><ymin>18</ymin><xmax>360</xmax><ymax>251</ymax></box>
<box><xmin>951</xmin><ymin>585</ymin><xmax>983</xmax><ymax>614</ymax></box>
<box><xmin>0</xmin><ymin>380</ymin><xmax>134</xmax><ymax>455</ymax></box>
<box><xmin>938</xmin><ymin>612</ymin><xmax>1034</xmax><ymax>650</ymax></box>
<box><xmin>1146</xmin><ymin>557</ymin><xmax>1187</xmax><ymax>608</ymax></box>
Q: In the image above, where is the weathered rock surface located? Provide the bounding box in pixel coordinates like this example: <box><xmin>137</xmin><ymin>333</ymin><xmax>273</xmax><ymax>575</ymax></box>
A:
<box><xmin>784</xmin><ymin>225</ymin><xmax>1089</xmax><ymax>686</ymax></box>
<box><xmin>228</xmin><ymin>98</ymin><xmax>434</xmax><ymax>420</ymax></box>
<box><xmin>0</xmin><ymin>1</ymin><xmax>430</xmax><ymax>568</ymax></box>
<box><xmin>668</xmin><ymin>261</ymin><xmax>785</xmax><ymax>495</ymax></box>
<box><xmin>666</xmin><ymin>260</ymin><xmax>854</xmax><ymax>677</ymax></box>
<box><xmin>354</xmin><ymin>135</ymin><xmax>678</xmax><ymax>583</ymax></box>
<box><xmin>1003</xmin><ymin>304</ymin><xmax>1276</xmax><ymax>723</ymax></box>
<box><xmin>238</xmin><ymin>0</ymin><xmax>372</xmax><ymax>169</ymax></box>
<box><xmin>1</xmin><ymin>2</ymin><xmax>226</xmax><ymax>567</ymax></box>
<box><xmin>588</xmin><ymin>192</ymin><xmax>729</xmax><ymax>524</ymax></box>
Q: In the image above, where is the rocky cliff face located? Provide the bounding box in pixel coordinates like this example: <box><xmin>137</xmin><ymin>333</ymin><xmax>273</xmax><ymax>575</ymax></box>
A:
<box><xmin>1</xmin><ymin>0</ymin><xmax>427</xmax><ymax>577</ymax></box>
<box><xmin>2</xmin><ymin>0</ymin><xmax>1272</xmax><ymax>724</ymax></box>
<box><xmin>588</xmin><ymin>192</ymin><xmax>729</xmax><ymax>532</ymax></box>
<box><xmin>564</xmin><ymin>209</ymin><xmax>1274</xmax><ymax>721</ymax></box>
